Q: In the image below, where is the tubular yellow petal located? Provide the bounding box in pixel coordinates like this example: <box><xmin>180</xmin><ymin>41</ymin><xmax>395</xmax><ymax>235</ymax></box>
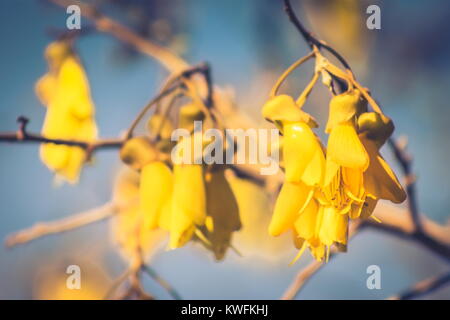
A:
<box><xmin>140</xmin><ymin>161</ymin><xmax>173</xmax><ymax>230</ymax></box>
<box><xmin>57</xmin><ymin>57</ymin><xmax>95</xmax><ymax>121</ymax></box>
<box><xmin>158</xmin><ymin>200</ymin><xmax>172</xmax><ymax>231</ymax></box>
<box><xmin>319</xmin><ymin>206</ymin><xmax>348</xmax><ymax>246</ymax></box>
<box><xmin>205</xmin><ymin>169</ymin><xmax>241</xmax><ymax>231</ymax></box>
<box><xmin>169</xmin><ymin>200</ymin><xmax>196</xmax><ymax>249</ymax></box>
<box><xmin>172</xmin><ymin>164</ymin><xmax>207</xmax><ymax>225</ymax></box>
<box><xmin>323</xmin><ymin>157</ymin><xmax>340</xmax><ymax>188</ymax></box>
<box><xmin>294</xmin><ymin>199</ymin><xmax>320</xmax><ymax>241</ymax></box>
<box><xmin>284</xmin><ymin>122</ymin><xmax>321</xmax><ymax>182</ymax></box>
<box><xmin>269</xmin><ymin>181</ymin><xmax>311</xmax><ymax>236</ymax></box>
<box><xmin>35</xmin><ymin>73</ymin><xmax>57</xmax><ymax>106</ymax></box>
<box><xmin>203</xmin><ymin>169</ymin><xmax>241</xmax><ymax>260</ymax></box>
<box><xmin>325</xmin><ymin>89</ymin><xmax>367</xmax><ymax>133</ymax></box>
<box><xmin>262</xmin><ymin>95</ymin><xmax>304</xmax><ymax>123</ymax></box>
<box><xmin>301</xmin><ymin>143</ymin><xmax>326</xmax><ymax>186</ymax></box>
<box><xmin>362</xmin><ymin>138</ymin><xmax>406</xmax><ymax>204</ymax></box>
<box><xmin>327</xmin><ymin>121</ymin><xmax>369</xmax><ymax>169</ymax></box>
<box><xmin>342</xmin><ymin>167</ymin><xmax>364</xmax><ymax>200</ymax></box>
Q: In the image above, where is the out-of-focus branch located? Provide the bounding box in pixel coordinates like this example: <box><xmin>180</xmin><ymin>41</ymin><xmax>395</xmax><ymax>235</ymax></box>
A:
<box><xmin>142</xmin><ymin>264</ymin><xmax>182</xmax><ymax>300</ymax></box>
<box><xmin>105</xmin><ymin>246</ymin><xmax>181</xmax><ymax>300</ymax></box>
<box><xmin>0</xmin><ymin>116</ymin><xmax>123</xmax><ymax>158</ymax></box>
<box><xmin>49</xmin><ymin>0</ymin><xmax>188</xmax><ymax>73</ymax></box>
<box><xmin>388</xmin><ymin>138</ymin><xmax>421</xmax><ymax>230</ymax></box>
<box><xmin>282</xmin><ymin>0</ymin><xmax>351</xmax><ymax>72</ymax></box>
<box><xmin>5</xmin><ymin>201</ymin><xmax>119</xmax><ymax>247</ymax></box>
<box><xmin>281</xmin><ymin>221</ymin><xmax>361</xmax><ymax>300</ymax></box>
<box><xmin>389</xmin><ymin>271</ymin><xmax>450</xmax><ymax>300</ymax></box>
<box><xmin>363</xmin><ymin>203</ymin><xmax>450</xmax><ymax>262</ymax></box>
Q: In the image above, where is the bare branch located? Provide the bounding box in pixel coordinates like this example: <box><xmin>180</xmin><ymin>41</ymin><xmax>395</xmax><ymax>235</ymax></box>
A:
<box><xmin>142</xmin><ymin>264</ymin><xmax>182</xmax><ymax>300</ymax></box>
<box><xmin>0</xmin><ymin>116</ymin><xmax>123</xmax><ymax>156</ymax></box>
<box><xmin>5</xmin><ymin>202</ymin><xmax>118</xmax><ymax>247</ymax></box>
<box><xmin>48</xmin><ymin>0</ymin><xmax>189</xmax><ymax>73</ymax></box>
<box><xmin>281</xmin><ymin>221</ymin><xmax>361</xmax><ymax>300</ymax></box>
<box><xmin>389</xmin><ymin>271</ymin><xmax>450</xmax><ymax>300</ymax></box>
<box><xmin>388</xmin><ymin>138</ymin><xmax>422</xmax><ymax>231</ymax></box>
<box><xmin>363</xmin><ymin>202</ymin><xmax>450</xmax><ymax>262</ymax></box>
<box><xmin>282</xmin><ymin>0</ymin><xmax>352</xmax><ymax>72</ymax></box>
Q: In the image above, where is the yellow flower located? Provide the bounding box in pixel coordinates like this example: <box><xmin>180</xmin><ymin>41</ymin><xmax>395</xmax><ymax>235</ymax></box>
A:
<box><xmin>268</xmin><ymin>180</ymin><xmax>312</xmax><ymax>237</ymax></box>
<box><xmin>37</xmin><ymin>41</ymin><xmax>98</xmax><ymax>183</ymax></box>
<box><xmin>169</xmin><ymin>162</ymin><xmax>207</xmax><ymax>248</ymax></box>
<box><xmin>111</xmin><ymin>167</ymin><xmax>166</xmax><ymax>260</ymax></box>
<box><xmin>322</xmin><ymin>90</ymin><xmax>369</xmax><ymax>212</ymax></box>
<box><xmin>139</xmin><ymin>161</ymin><xmax>173</xmax><ymax>230</ymax></box>
<box><xmin>358</xmin><ymin>112</ymin><xmax>406</xmax><ymax>204</ymax></box>
<box><xmin>169</xmin><ymin>132</ymin><xmax>207</xmax><ymax>249</ymax></box>
<box><xmin>262</xmin><ymin>95</ymin><xmax>324</xmax><ymax>184</ymax></box>
<box><xmin>199</xmin><ymin>168</ymin><xmax>241</xmax><ymax>260</ymax></box>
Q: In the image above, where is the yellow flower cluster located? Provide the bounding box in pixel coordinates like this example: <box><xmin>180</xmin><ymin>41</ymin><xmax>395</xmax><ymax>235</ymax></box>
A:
<box><xmin>120</xmin><ymin>103</ymin><xmax>241</xmax><ymax>260</ymax></box>
<box><xmin>263</xmin><ymin>89</ymin><xmax>406</xmax><ymax>262</ymax></box>
<box><xmin>35</xmin><ymin>41</ymin><xmax>97</xmax><ymax>183</ymax></box>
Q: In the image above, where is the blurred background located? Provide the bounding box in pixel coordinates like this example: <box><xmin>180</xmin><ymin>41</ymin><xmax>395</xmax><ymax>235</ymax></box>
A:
<box><xmin>1</xmin><ymin>0</ymin><xmax>450</xmax><ymax>299</ymax></box>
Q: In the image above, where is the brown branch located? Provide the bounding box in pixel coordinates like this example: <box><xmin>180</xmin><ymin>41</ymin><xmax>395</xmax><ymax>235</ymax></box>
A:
<box><xmin>5</xmin><ymin>201</ymin><xmax>119</xmax><ymax>247</ymax></box>
<box><xmin>281</xmin><ymin>221</ymin><xmax>361</xmax><ymax>300</ymax></box>
<box><xmin>142</xmin><ymin>264</ymin><xmax>182</xmax><ymax>300</ymax></box>
<box><xmin>362</xmin><ymin>202</ymin><xmax>450</xmax><ymax>262</ymax></box>
<box><xmin>388</xmin><ymin>138</ymin><xmax>422</xmax><ymax>230</ymax></box>
<box><xmin>282</xmin><ymin>0</ymin><xmax>351</xmax><ymax>72</ymax></box>
<box><xmin>0</xmin><ymin>116</ymin><xmax>123</xmax><ymax>157</ymax></box>
<box><xmin>49</xmin><ymin>0</ymin><xmax>188</xmax><ymax>73</ymax></box>
<box><xmin>389</xmin><ymin>271</ymin><xmax>450</xmax><ymax>300</ymax></box>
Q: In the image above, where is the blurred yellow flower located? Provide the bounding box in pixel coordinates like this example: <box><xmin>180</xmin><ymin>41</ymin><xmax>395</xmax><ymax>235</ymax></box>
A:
<box><xmin>36</xmin><ymin>41</ymin><xmax>98</xmax><ymax>183</ymax></box>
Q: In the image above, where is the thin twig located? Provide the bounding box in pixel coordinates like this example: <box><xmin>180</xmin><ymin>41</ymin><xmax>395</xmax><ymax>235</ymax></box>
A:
<box><xmin>5</xmin><ymin>202</ymin><xmax>118</xmax><ymax>247</ymax></box>
<box><xmin>281</xmin><ymin>221</ymin><xmax>361</xmax><ymax>300</ymax></box>
<box><xmin>282</xmin><ymin>0</ymin><xmax>351</xmax><ymax>72</ymax></box>
<box><xmin>389</xmin><ymin>271</ymin><xmax>450</xmax><ymax>300</ymax></box>
<box><xmin>49</xmin><ymin>0</ymin><xmax>188</xmax><ymax>73</ymax></box>
<box><xmin>388</xmin><ymin>138</ymin><xmax>421</xmax><ymax>231</ymax></box>
<box><xmin>362</xmin><ymin>202</ymin><xmax>450</xmax><ymax>262</ymax></box>
<box><xmin>0</xmin><ymin>117</ymin><xmax>123</xmax><ymax>156</ymax></box>
<box><xmin>142</xmin><ymin>264</ymin><xmax>182</xmax><ymax>300</ymax></box>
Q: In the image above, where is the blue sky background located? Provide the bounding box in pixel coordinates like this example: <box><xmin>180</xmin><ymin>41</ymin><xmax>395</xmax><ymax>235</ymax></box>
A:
<box><xmin>0</xmin><ymin>0</ymin><xmax>449</xmax><ymax>299</ymax></box>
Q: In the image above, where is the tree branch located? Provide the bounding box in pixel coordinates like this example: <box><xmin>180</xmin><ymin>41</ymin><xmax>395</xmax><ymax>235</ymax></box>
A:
<box><xmin>389</xmin><ymin>271</ymin><xmax>450</xmax><ymax>300</ymax></box>
<box><xmin>5</xmin><ymin>201</ymin><xmax>119</xmax><ymax>247</ymax></box>
<box><xmin>388</xmin><ymin>138</ymin><xmax>422</xmax><ymax>230</ymax></box>
<box><xmin>48</xmin><ymin>0</ymin><xmax>188</xmax><ymax>73</ymax></box>
<box><xmin>0</xmin><ymin>116</ymin><xmax>123</xmax><ymax>156</ymax></box>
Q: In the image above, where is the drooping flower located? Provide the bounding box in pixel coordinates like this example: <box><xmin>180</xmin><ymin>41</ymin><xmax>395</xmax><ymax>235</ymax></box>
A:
<box><xmin>36</xmin><ymin>41</ymin><xmax>98</xmax><ymax>183</ymax></box>
<box><xmin>264</xmin><ymin>89</ymin><xmax>406</xmax><ymax>263</ymax></box>
<box><xmin>111</xmin><ymin>167</ymin><xmax>166</xmax><ymax>261</ymax></box>
<box><xmin>198</xmin><ymin>167</ymin><xmax>241</xmax><ymax>260</ymax></box>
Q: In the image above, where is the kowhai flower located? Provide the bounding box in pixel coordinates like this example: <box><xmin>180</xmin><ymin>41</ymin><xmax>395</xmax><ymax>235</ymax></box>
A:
<box><xmin>264</xmin><ymin>88</ymin><xmax>406</xmax><ymax>262</ymax></box>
